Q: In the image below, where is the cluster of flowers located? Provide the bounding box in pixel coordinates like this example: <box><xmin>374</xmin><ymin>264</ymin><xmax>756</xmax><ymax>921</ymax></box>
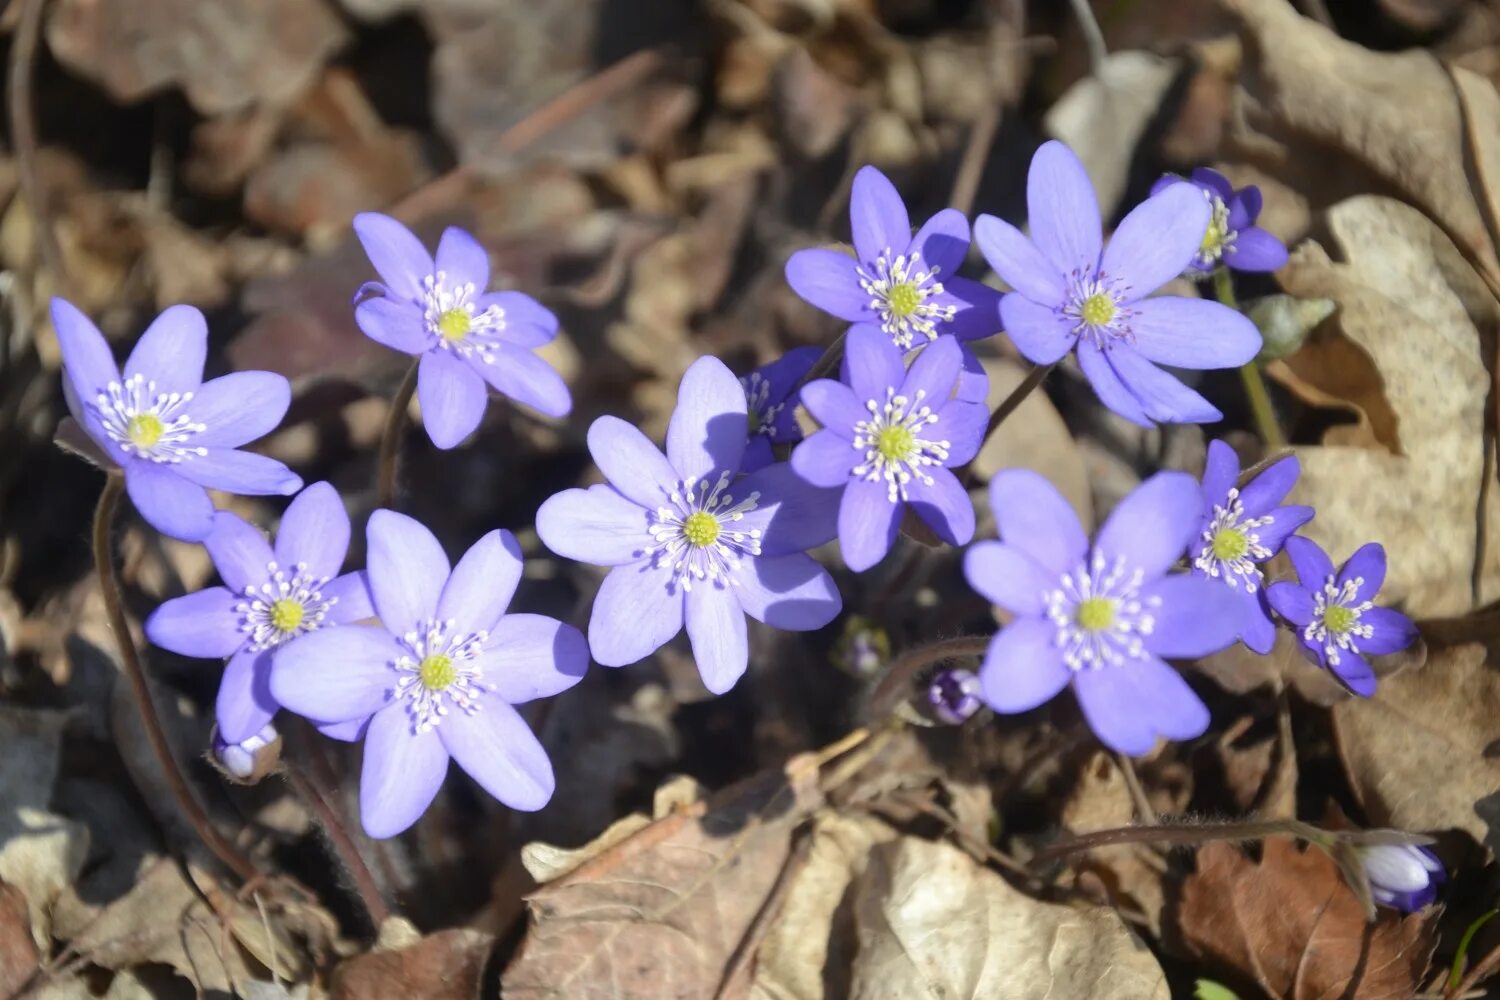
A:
<box><xmin>53</xmin><ymin>141</ymin><xmax>1416</xmax><ymax>891</ymax></box>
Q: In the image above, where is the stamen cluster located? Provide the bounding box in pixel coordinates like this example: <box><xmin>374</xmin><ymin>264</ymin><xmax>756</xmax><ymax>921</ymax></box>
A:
<box><xmin>856</xmin><ymin>250</ymin><xmax>956</xmax><ymax>348</ymax></box>
<box><xmin>647</xmin><ymin>472</ymin><xmax>762</xmax><ymax>589</ymax></box>
<box><xmin>1044</xmin><ymin>552</ymin><xmax>1161</xmax><ymax>671</ymax></box>
<box><xmin>851</xmin><ymin>388</ymin><xmax>949</xmax><ymax>502</ymax></box>
<box><xmin>94</xmin><ymin>375</ymin><xmax>207</xmax><ymax>463</ymax></box>
<box><xmin>237</xmin><ymin>560</ymin><xmax>336</xmax><ymax>651</ymax></box>
<box><xmin>393</xmin><ymin>618</ymin><xmax>493</xmax><ymax>733</ymax></box>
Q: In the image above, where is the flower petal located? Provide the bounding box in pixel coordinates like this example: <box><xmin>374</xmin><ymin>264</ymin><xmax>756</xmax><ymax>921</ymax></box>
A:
<box><xmin>686</xmin><ymin>583</ymin><xmax>749</xmax><ymax>694</ymax></box>
<box><xmin>475</xmin><ymin>291</ymin><xmax>558</xmax><ymax>348</ymax></box>
<box><xmin>1099</xmin><ymin>184</ymin><xmax>1208</xmax><ymax>299</ymax></box>
<box><xmin>842</xmin><ymin>324</ymin><xmax>905</xmax><ymax>401</ymax></box>
<box><xmin>367</xmin><ymin>509</ymin><xmax>451</xmax><ymax>635</ymax></box>
<box><xmin>174</xmin><ymin>449</ymin><xmax>302</xmax><ymax>496</ymax></box>
<box><xmin>1284</xmin><ymin>536</ymin><xmax>1335</xmax><ymax>589</ymax></box>
<box><xmin>955</xmin><ymin>340</ymin><xmax>989</xmax><ymax>403</ymax></box>
<box><xmin>1266</xmin><ymin>581</ymin><xmax>1315</xmax><ymax>626</ymax></box>
<box><xmin>325</xmin><ymin>571</ymin><xmax>377</xmax><ymax>624</ymax></box>
<box><xmin>790</xmin><ymin>430</ymin><xmax>858</xmax><ymax>487</ymax></box>
<box><xmin>1238</xmin><ymin>454</ymin><xmax>1300</xmax><ymax>515</ymax></box>
<box><xmin>124</xmin><ymin>305</ymin><xmax>207</xmax><ymax>395</ymax></box>
<box><xmin>1339</xmin><ymin>542</ymin><xmax>1387</xmax><ymax>603</ymax></box>
<box><xmin>435</xmin><ymin>226</ymin><xmax>490</xmax><ymax>290</ymax></box>
<box><xmin>735</xmin><ymin>554</ymin><xmax>840</xmax><ymax>630</ymax></box>
<box><xmin>737</xmin><ymin>461</ymin><xmax>842</xmax><ymax>555</ymax></box>
<box><xmin>360</xmin><ymin>707</ymin><xmax>448</xmax><ymax>838</ymax></box>
<box><xmin>1094</xmin><ymin>470</ymin><xmax>1202</xmax><ymax>579</ymax></box>
<box><xmin>206</xmin><ymin>511</ymin><xmax>275</xmax><ymax>591</ymax></box>
<box><xmin>749</xmin><ymin>345</ymin><xmax>822</xmax><ymax>406</ymax></box>
<box><xmin>908</xmin><ymin>466</ymin><xmax>975</xmax><ymax>546</ymax></box>
<box><xmin>418</xmin><ymin>350</ymin><xmax>487</xmax><ymax>450</ymax></box>
<box><xmin>973</xmin><ymin>215</ymin><xmax>1066</xmax><ymax>304</ymax></box>
<box><xmin>145</xmin><ymin>587</ymin><xmax>243</xmax><ymax>658</ymax></box>
<box><xmin>353</xmin><ymin>213</ymin><xmax>434</xmax><ymax>301</ymax></box>
<box><xmin>216</xmin><ymin>648</ymin><xmax>277</xmax><ymax>743</ymax></box>
<box><xmin>482</xmin><ymin>614</ymin><xmax>589</xmax><ymax>704</ymax></box>
<box><xmin>1359</xmin><ymin>607</ymin><xmax>1418</xmax><ymax>656</ymax></box>
<box><xmin>963</xmin><ymin>541</ymin><xmax>1052</xmax><ymax>616</ymax></box>
<box><xmin>1027</xmin><ymin>141</ymin><xmax>1102</xmax><ymax>276</ymax></box>
<box><xmin>440</xmin><ymin>694</ymin><xmax>554</xmax><ymax>811</ymax></box>
<box><xmin>1139</xmin><ymin>574</ymin><xmax>1245</xmax><ymax>658</ymax></box>
<box><xmin>270</xmin><ymin>624</ymin><xmax>401</xmax><ymax>723</ymax></box>
<box><xmin>934</xmin><ymin>278</ymin><xmax>1005</xmax><ymax>342</ymax></box>
<box><xmin>1000</xmin><ymin>295</ymin><xmax>1076</xmax><ymax>365</ymax></box>
<box><xmin>437</xmin><ymin>529</ymin><xmax>523</xmax><ymax>634</ymax></box>
<box><xmin>274</xmin><ymin>482</ymin><xmax>350</xmax><ymax>580</ymax></box>
<box><xmin>668</xmin><ymin>356</ymin><xmax>748</xmax><ymax>480</ymax></box>
<box><xmin>1190</xmin><ymin>168</ymin><xmax>1234</xmax><ymax>202</ymax></box>
<box><xmin>1255</xmin><ymin>504</ymin><xmax>1314</xmax><ymax>555</ymax></box>
<box><xmin>1103</xmin><ymin>344</ymin><xmax>1223</xmax><ymax>424</ymax></box>
<box><xmin>799</xmin><ymin>379</ymin><xmax>865</xmax><ymax>435</ymax></box>
<box><xmin>909</xmin><ymin>207</ymin><xmax>970</xmax><ymax>276</ymax></box>
<box><xmin>1238</xmin><ymin>587</ymin><xmax>1278</xmax><ymax>655</ymax></box>
<box><xmin>1076</xmin><ymin>340</ymin><xmax>1152</xmax><ymax>427</ymax></box>
<box><xmin>838</xmin><ymin>478</ymin><xmax>900</xmax><ymax>572</ymax></box>
<box><xmin>588</xmin><ymin>560</ymin><xmax>684</xmax><ymax>666</ymax></box>
<box><xmin>125</xmin><ymin>464</ymin><xmax>215</xmax><ymax>541</ymax></box>
<box><xmin>933</xmin><ymin>400</ymin><xmax>986</xmax><ymax>467</ymax></box>
<box><xmin>784</xmin><ymin>249</ymin><xmax>870</xmax><ymax>322</ymax></box>
<box><xmin>478</xmin><ymin>344</ymin><xmax>571</xmax><ymax>418</ymax></box>
<box><xmin>1201</xmin><ymin>439</ymin><xmax>1240</xmax><ymax>510</ymax></box>
<box><xmin>1128</xmin><ymin>297</ymin><xmax>1262</xmax><ymax>370</ymax></box>
<box><xmin>900</xmin><ymin>335</ymin><xmax>961</xmax><ymax>405</ymax></box>
<box><xmin>317</xmin><ymin>717</ymin><xmax>369</xmax><ymax>742</ymax></box>
<box><xmin>1228</xmin><ymin>227</ymin><xmax>1288</xmax><ymax>272</ymax></box>
<box><xmin>51</xmin><ymin>298</ymin><xmax>120</xmax><ymax>404</ymax></box>
<box><xmin>977</xmin><ymin>616</ymin><xmax>1071</xmax><ymax>713</ymax></box>
<box><xmin>536</xmin><ymin>485</ymin><xmax>652</xmax><ymax>567</ymax></box>
<box><xmin>1331</xmin><ymin>650</ymin><xmax>1377</xmax><ymax>697</ymax></box>
<box><xmin>743</xmin><ymin>435</ymin><xmax>775</xmax><ymax>472</ymax></box>
<box><xmin>1073</xmin><ymin>655</ymin><xmax>1211</xmax><ymax>755</ymax></box>
<box><xmin>355</xmin><ymin>296</ymin><xmax>430</xmax><ymax>355</ymax></box>
<box><xmin>988</xmin><ymin>468</ymin><xmax>1089</xmax><ymax>575</ymax></box>
<box><xmin>190</xmin><ymin>372</ymin><xmax>293</xmax><ymax>448</ymax></box>
<box><xmin>850</xmin><ymin>165</ymin><xmax>912</xmax><ymax>264</ymax></box>
<box><xmin>587</xmin><ymin>416</ymin><xmax>678</xmax><ymax>509</ymax></box>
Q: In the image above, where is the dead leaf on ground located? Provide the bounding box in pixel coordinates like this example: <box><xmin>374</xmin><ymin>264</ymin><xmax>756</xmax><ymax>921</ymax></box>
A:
<box><xmin>1059</xmin><ymin>752</ymin><xmax>1168</xmax><ymax>935</ymax></box>
<box><xmin>0</xmin><ymin>877</ymin><xmax>39</xmax><ymax>998</ymax></box>
<box><xmin>1174</xmin><ymin>839</ymin><xmax>1436</xmax><ymax>1000</ymax></box>
<box><xmin>849</xmin><ymin>836</ymin><xmax>1169</xmax><ymax>999</ymax></box>
<box><xmin>333</xmin><ymin>928</ymin><xmax>495</xmax><ymax>1000</ymax></box>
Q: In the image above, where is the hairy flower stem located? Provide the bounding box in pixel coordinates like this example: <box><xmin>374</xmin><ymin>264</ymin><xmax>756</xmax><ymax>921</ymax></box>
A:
<box><xmin>982</xmin><ymin>361</ymin><xmax>1056</xmax><ymax>445</ymax></box>
<box><xmin>93</xmin><ymin>474</ymin><xmax>260</xmax><ymax>883</ymax></box>
<box><xmin>1213</xmin><ymin>268</ymin><xmax>1286</xmax><ymax>449</ymax></box>
<box><xmin>799</xmin><ymin>331</ymin><xmax>846</xmax><ymax>391</ymax></box>
<box><xmin>281</xmin><ymin>764</ymin><xmax>391</xmax><ymax>929</ymax></box>
<box><xmin>867</xmin><ymin>635</ymin><xmax>991</xmax><ymax>719</ymax></box>
<box><xmin>375</xmin><ymin>360</ymin><xmax>420</xmax><ymax>509</ymax></box>
<box><xmin>1030</xmin><ymin>817</ymin><xmax>1333</xmax><ymax>868</ymax></box>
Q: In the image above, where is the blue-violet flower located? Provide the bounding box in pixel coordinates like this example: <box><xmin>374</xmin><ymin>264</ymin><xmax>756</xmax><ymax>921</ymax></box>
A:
<box><xmin>741</xmin><ymin>345</ymin><xmax>822</xmax><ymax>472</ymax></box>
<box><xmin>928</xmin><ymin>667</ymin><xmax>982</xmax><ymax>725</ymax></box>
<box><xmin>1150</xmin><ymin>168</ymin><xmax>1288</xmax><ymax>275</ymax></box>
<box><xmin>1358</xmin><ymin>844</ymin><xmax>1444</xmax><ymax>912</ymax></box>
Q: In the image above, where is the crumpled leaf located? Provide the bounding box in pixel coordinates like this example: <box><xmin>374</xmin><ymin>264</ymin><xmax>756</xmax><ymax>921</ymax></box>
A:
<box><xmin>1059</xmin><ymin>752</ymin><xmax>1167</xmax><ymax>935</ymax></box>
<box><xmin>47</xmin><ymin>0</ymin><xmax>349</xmax><ymax>116</ymax></box>
<box><xmin>1174</xmin><ymin>839</ymin><xmax>1436</xmax><ymax>999</ymax></box>
<box><xmin>1334</xmin><ymin>642</ymin><xmax>1500</xmax><ymax>853</ymax></box>
<box><xmin>0</xmin><ymin>878</ymin><xmax>39</xmax><ymax>998</ymax></box>
<box><xmin>849</xmin><ymin>836</ymin><xmax>1169</xmax><ymax>999</ymax></box>
<box><xmin>502</xmin><ymin>763</ymin><xmax>823</xmax><ymax>999</ymax></box>
<box><xmin>333</xmin><ymin>928</ymin><xmax>495</xmax><ymax>1000</ymax></box>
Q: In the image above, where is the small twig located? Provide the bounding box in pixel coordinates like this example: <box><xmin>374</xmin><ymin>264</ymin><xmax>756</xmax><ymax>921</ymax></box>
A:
<box><xmin>9</xmin><ymin>0</ymin><xmax>70</xmax><ymax>295</ymax></box>
<box><xmin>93</xmin><ymin>475</ymin><xmax>260</xmax><ymax>883</ymax></box>
<box><xmin>1113</xmin><ymin>753</ymin><xmax>1157</xmax><ymax>825</ymax></box>
<box><xmin>375</xmin><ymin>360</ymin><xmax>420</xmax><ymax>509</ymax></box>
<box><xmin>1066</xmin><ymin>0</ymin><xmax>1108</xmax><ymax>76</ymax></box>
<box><xmin>712</xmin><ymin>826</ymin><xmax>813</xmax><ymax>1000</ymax></box>
<box><xmin>1030</xmin><ymin>817</ymin><xmax>1329</xmax><ymax>868</ymax></box>
<box><xmin>281</xmin><ymin>767</ymin><xmax>391</xmax><ymax>929</ymax></box>
<box><xmin>867</xmin><ymin>635</ymin><xmax>990</xmax><ymax>719</ymax></box>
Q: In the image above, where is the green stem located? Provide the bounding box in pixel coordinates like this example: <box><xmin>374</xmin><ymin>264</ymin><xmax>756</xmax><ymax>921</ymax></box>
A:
<box><xmin>1213</xmin><ymin>268</ymin><xmax>1285</xmax><ymax>449</ymax></box>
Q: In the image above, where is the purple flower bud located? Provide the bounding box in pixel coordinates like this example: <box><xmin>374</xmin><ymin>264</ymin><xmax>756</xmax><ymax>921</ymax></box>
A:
<box><xmin>212</xmin><ymin>722</ymin><xmax>281</xmax><ymax>784</ymax></box>
<box><xmin>927</xmin><ymin>667</ymin><xmax>982</xmax><ymax>725</ymax></box>
<box><xmin>1359</xmin><ymin>844</ymin><xmax>1443</xmax><ymax>912</ymax></box>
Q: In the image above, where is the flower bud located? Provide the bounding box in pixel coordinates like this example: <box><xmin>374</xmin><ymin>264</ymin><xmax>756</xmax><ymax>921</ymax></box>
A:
<box><xmin>1358</xmin><ymin>843</ymin><xmax>1443</xmax><ymax>912</ymax></box>
<box><xmin>211</xmin><ymin>723</ymin><xmax>281</xmax><ymax>785</ymax></box>
<box><xmin>926</xmin><ymin>667</ymin><xmax>982</xmax><ymax>725</ymax></box>
<box><xmin>1246</xmin><ymin>293</ymin><xmax>1336</xmax><ymax>361</ymax></box>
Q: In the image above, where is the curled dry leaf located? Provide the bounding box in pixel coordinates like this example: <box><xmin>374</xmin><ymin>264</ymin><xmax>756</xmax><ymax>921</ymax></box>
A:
<box><xmin>1059</xmin><ymin>752</ymin><xmax>1168</xmax><ymax>935</ymax></box>
<box><xmin>333</xmin><ymin>928</ymin><xmax>495</xmax><ymax>1000</ymax></box>
<box><xmin>1334</xmin><ymin>642</ymin><xmax>1500</xmax><ymax>853</ymax></box>
<box><xmin>0</xmin><ymin>878</ymin><xmax>39</xmax><ymax>999</ymax></box>
<box><xmin>1174</xmin><ymin>839</ymin><xmax>1436</xmax><ymax>1000</ymax></box>
<box><xmin>849</xmin><ymin>836</ymin><xmax>1169</xmax><ymax>1000</ymax></box>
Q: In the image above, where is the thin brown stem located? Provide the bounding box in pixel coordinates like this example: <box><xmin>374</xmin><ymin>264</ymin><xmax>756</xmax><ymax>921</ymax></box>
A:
<box><xmin>281</xmin><ymin>766</ymin><xmax>391</xmax><ymax>928</ymax></box>
<box><xmin>867</xmin><ymin>635</ymin><xmax>991</xmax><ymax>719</ymax></box>
<box><xmin>1030</xmin><ymin>817</ymin><xmax>1330</xmax><ymax>868</ymax></box>
<box><xmin>1113</xmin><ymin>753</ymin><xmax>1157</xmax><ymax>825</ymax></box>
<box><xmin>93</xmin><ymin>475</ymin><xmax>259</xmax><ymax>882</ymax></box>
<box><xmin>9</xmin><ymin>0</ymin><xmax>70</xmax><ymax>295</ymax></box>
<box><xmin>983</xmin><ymin>362</ymin><xmax>1055</xmax><ymax>444</ymax></box>
<box><xmin>375</xmin><ymin>360</ymin><xmax>420</xmax><ymax>509</ymax></box>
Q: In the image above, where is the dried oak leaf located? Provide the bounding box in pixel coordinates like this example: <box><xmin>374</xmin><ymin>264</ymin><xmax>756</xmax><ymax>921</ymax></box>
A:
<box><xmin>502</xmin><ymin>764</ymin><xmax>823</xmax><ymax>1000</ymax></box>
<box><xmin>1334</xmin><ymin>642</ymin><xmax>1500</xmax><ymax>853</ymax></box>
<box><xmin>333</xmin><ymin>928</ymin><xmax>495</xmax><ymax>1000</ymax></box>
<box><xmin>1174</xmin><ymin>839</ymin><xmax>1435</xmax><ymax>1000</ymax></box>
<box><xmin>849</xmin><ymin>836</ymin><xmax>1169</xmax><ymax>999</ymax></box>
<box><xmin>0</xmin><ymin>878</ymin><xmax>39</xmax><ymax>998</ymax></box>
<box><xmin>47</xmin><ymin>0</ymin><xmax>349</xmax><ymax>116</ymax></box>
<box><xmin>1059</xmin><ymin>752</ymin><xmax>1168</xmax><ymax>935</ymax></box>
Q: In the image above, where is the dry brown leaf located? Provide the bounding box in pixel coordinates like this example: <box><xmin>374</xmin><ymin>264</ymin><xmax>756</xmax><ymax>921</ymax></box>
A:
<box><xmin>0</xmin><ymin>878</ymin><xmax>39</xmax><ymax>998</ymax></box>
<box><xmin>848</xmin><ymin>836</ymin><xmax>1169</xmax><ymax>999</ymax></box>
<box><xmin>1175</xmin><ymin>839</ymin><xmax>1436</xmax><ymax>1000</ymax></box>
<box><xmin>1059</xmin><ymin>752</ymin><xmax>1168</xmax><ymax>934</ymax></box>
<box><xmin>1274</xmin><ymin>197</ymin><xmax>1500</xmax><ymax>616</ymax></box>
<box><xmin>47</xmin><ymin>0</ymin><xmax>349</xmax><ymax>116</ymax></box>
<box><xmin>502</xmin><ymin>764</ymin><xmax>823</xmax><ymax>1000</ymax></box>
<box><xmin>1334</xmin><ymin>642</ymin><xmax>1500</xmax><ymax>852</ymax></box>
<box><xmin>333</xmin><ymin>928</ymin><xmax>494</xmax><ymax>1000</ymax></box>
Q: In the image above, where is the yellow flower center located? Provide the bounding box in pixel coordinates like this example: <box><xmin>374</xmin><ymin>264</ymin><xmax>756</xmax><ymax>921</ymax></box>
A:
<box><xmin>270</xmin><ymin>598</ymin><xmax>304</xmax><ymax>633</ymax></box>
<box><xmin>886</xmin><ymin>282</ymin><xmax>922</xmax><ymax>318</ymax></box>
<box><xmin>1079</xmin><ymin>293</ymin><xmax>1115</xmax><ymax>328</ymax></box>
<box><xmin>1201</xmin><ymin>216</ymin><xmax>1228</xmax><ymax>255</ymax></box>
<box><xmin>437</xmin><ymin>308</ymin><xmax>472</xmax><ymax>341</ymax></box>
<box><xmin>876</xmin><ymin>425</ymin><xmax>916</xmax><ymax>462</ymax></box>
<box><xmin>419</xmin><ymin>653</ymin><xmax>457</xmax><ymax>690</ymax></box>
<box><xmin>1075</xmin><ymin>597</ymin><xmax>1116</xmax><ymax>633</ymax></box>
<box><xmin>1211</xmin><ymin>527</ymin><xmax>1249</xmax><ymax>562</ymax></box>
<box><xmin>747</xmin><ymin>407</ymin><xmax>762</xmax><ymax>434</ymax></box>
<box><xmin>128</xmin><ymin>413</ymin><xmax>165</xmax><ymax>449</ymax></box>
<box><xmin>683</xmin><ymin>511</ymin><xmax>721</xmax><ymax>548</ymax></box>
<box><xmin>1322</xmin><ymin>605</ymin><xmax>1355</xmax><ymax>634</ymax></box>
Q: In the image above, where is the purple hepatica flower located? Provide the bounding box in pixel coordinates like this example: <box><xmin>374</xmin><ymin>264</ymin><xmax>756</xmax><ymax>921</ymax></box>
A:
<box><xmin>785</xmin><ymin>165</ymin><xmax>1002</xmax><ymax>349</ymax></box>
<box><xmin>741</xmin><ymin>345</ymin><xmax>822</xmax><ymax>472</ymax></box>
<box><xmin>964</xmin><ymin>469</ymin><xmax>1244</xmax><ymax>756</ymax></box>
<box><xmin>974</xmin><ymin>141</ymin><xmax>1262</xmax><ymax>427</ymax></box>
<box><xmin>1266</xmin><ymin>538</ymin><xmax>1417</xmax><ymax>697</ymax></box>
<box><xmin>535</xmin><ymin>356</ymin><xmax>842</xmax><ymax>694</ymax></box>
<box><xmin>271</xmin><ymin>511</ymin><xmax>588</xmax><ymax>838</ymax></box>
<box><xmin>1359</xmin><ymin>844</ymin><xmax>1444</xmax><ymax>912</ymax></box>
<box><xmin>144</xmin><ymin>483</ymin><xmax>376</xmax><ymax>743</ymax></box>
<box><xmin>351</xmin><ymin>213</ymin><xmax>571</xmax><ymax>450</ymax></box>
<box><xmin>1150</xmin><ymin>168</ymin><xmax>1288</xmax><ymax>275</ymax></box>
<box><xmin>791</xmin><ymin>328</ymin><xmax>985</xmax><ymax>572</ymax></box>
<box><xmin>1192</xmin><ymin>440</ymin><xmax>1314</xmax><ymax>655</ymax></box>
<box><xmin>51</xmin><ymin>298</ymin><xmax>301</xmax><ymax>542</ymax></box>
<box><xmin>927</xmin><ymin>667</ymin><xmax>982</xmax><ymax>725</ymax></box>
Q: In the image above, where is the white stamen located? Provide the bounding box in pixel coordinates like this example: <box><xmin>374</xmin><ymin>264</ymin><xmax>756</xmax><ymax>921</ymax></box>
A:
<box><xmin>646</xmin><ymin>472</ymin><xmax>762</xmax><ymax>591</ymax></box>
<box><xmin>92</xmin><ymin>374</ymin><xmax>207</xmax><ymax>463</ymax></box>
<box><xmin>856</xmin><ymin>250</ymin><xmax>957</xmax><ymax>349</ymax></box>
<box><xmin>421</xmin><ymin>270</ymin><xmax>508</xmax><ymax>363</ymax></box>
<box><xmin>850</xmin><ymin>387</ymin><xmax>949</xmax><ymax>503</ymax></box>
<box><xmin>392</xmin><ymin>618</ymin><xmax>492</xmax><ymax>733</ymax></box>
<box><xmin>235</xmin><ymin>560</ymin><xmax>337</xmax><ymax>652</ymax></box>
<box><xmin>1043</xmin><ymin>551</ymin><xmax>1163</xmax><ymax>672</ymax></box>
<box><xmin>1192</xmin><ymin>487</ymin><xmax>1275</xmax><ymax>592</ymax></box>
<box><xmin>1303</xmin><ymin>575</ymin><xmax>1375</xmax><ymax>667</ymax></box>
<box><xmin>742</xmin><ymin>372</ymin><xmax>785</xmax><ymax>439</ymax></box>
